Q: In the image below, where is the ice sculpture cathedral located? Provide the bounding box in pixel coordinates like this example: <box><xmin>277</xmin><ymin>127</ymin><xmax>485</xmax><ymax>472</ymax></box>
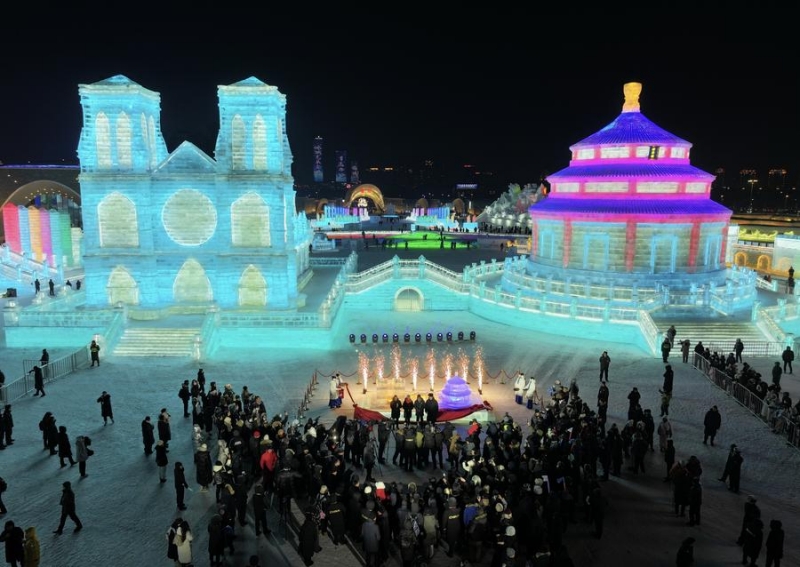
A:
<box><xmin>77</xmin><ymin>75</ymin><xmax>311</xmax><ymax>310</ymax></box>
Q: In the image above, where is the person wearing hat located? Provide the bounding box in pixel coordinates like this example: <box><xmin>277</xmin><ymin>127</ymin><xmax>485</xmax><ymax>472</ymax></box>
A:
<box><xmin>676</xmin><ymin>537</ymin><xmax>695</xmax><ymax>567</ymax></box>
<box><xmin>53</xmin><ymin>481</ymin><xmax>82</xmax><ymax>534</ymax></box>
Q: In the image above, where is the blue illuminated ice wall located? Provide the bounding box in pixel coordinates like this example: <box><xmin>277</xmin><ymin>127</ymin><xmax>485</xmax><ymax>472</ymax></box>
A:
<box><xmin>77</xmin><ymin>75</ymin><xmax>311</xmax><ymax>309</ymax></box>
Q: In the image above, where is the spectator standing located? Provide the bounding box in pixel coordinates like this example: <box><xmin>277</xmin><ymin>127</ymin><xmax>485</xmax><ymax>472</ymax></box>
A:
<box><xmin>702</xmin><ymin>406</ymin><xmax>721</xmax><ymax>445</ymax></box>
<box><xmin>89</xmin><ymin>340</ymin><xmax>100</xmax><ymax>367</ymax></box>
<box><xmin>174</xmin><ymin>462</ymin><xmax>188</xmax><ymax>511</ymax></box>
<box><xmin>734</xmin><ymin>338</ymin><xmax>744</xmax><ymax>363</ymax></box>
<box><xmin>48</xmin><ymin>280</ymin><xmax>55</xmax><ymax>296</ymax></box>
<box><xmin>96</xmin><ymin>391</ymin><xmax>114</xmax><ymax>425</ymax></box>
<box><xmin>156</xmin><ymin>440</ymin><xmax>169</xmax><ymax>483</ymax></box>
<box><xmin>718</xmin><ymin>443</ymin><xmax>738</xmax><ymax>483</ymax></box>
<box><xmin>141</xmin><ymin>416</ymin><xmax>155</xmax><ymax>455</ymax></box>
<box><xmin>765</xmin><ymin>519</ymin><xmax>784</xmax><ymax>567</ymax></box>
<box><xmin>53</xmin><ymin>481</ymin><xmax>82</xmax><ymax>534</ymax></box>
<box><xmin>782</xmin><ymin>346</ymin><xmax>794</xmax><ymax>373</ymax></box>
<box><xmin>728</xmin><ymin>446</ymin><xmax>744</xmax><ymax>493</ymax></box>
<box><xmin>75</xmin><ymin>435</ymin><xmax>92</xmax><ymax>478</ymax></box>
<box><xmin>662</xmin><ymin>365</ymin><xmax>674</xmax><ymax>394</ymax></box>
<box><xmin>23</xmin><ymin>526</ymin><xmax>40</xmax><ymax>567</ymax></box>
<box><xmin>737</xmin><ymin>496</ymin><xmax>761</xmax><ymax>546</ymax></box>
<box><xmin>681</xmin><ymin>339</ymin><xmax>691</xmax><ymax>364</ymax></box>
<box><xmin>175</xmin><ymin>520</ymin><xmax>193</xmax><ymax>567</ymax></box>
<box><xmin>1</xmin><ymin>406</ymin><xmax>13</xmax><ymax>447</ymax></box>
<box><xmin>742</xmin><ymin>518</ymin><xmax>764</xmax><ymax>567</ymax></box>
<box><xmin>663</xmin><ymin>439</ymin><xmax>675</xmax><ymax>482</ymax></box>
<box><xmin>693</xmin><ymin>341</ymin><xmax>705</xmax><ymax>368</ymax></box>
<box><xmin>0</xmin><ymin>520</ymin><xmax>24</xmax><ymax>566</ymax></box>
<box><xmin>661</xmin><ymin>337</ymin><xmax>672</xmax><ymax>363</ymax></box>
<box><xmin>772</xmin><ymin>362</ymin><xmax>783</xmax><ymax>387</ymax></box>
<box><xmin>687</xmin><ymin>478</ymin><xmax>702</xmax><ymax>526</ymax></box>
<box><xmin>667</xmin><ymin>325</ymin><xmax>677</xmax><ymax>347</ymax></box>
<box><xmin>158</xmin><ymin>409</ymin><xmax>172</xmax><ymax>451</ymax></box>
<box><xmin>178</xmin><ymin>381</ymin><xmax>191</xmax><ymax>418</ymax></box>
<box><xmin>599</xmin><ymin>351</ymin><xmax>611</xmax><ymax>381</ymax></box>
<box><xmin>39</xmin><ymin>349</ymin><xmax>49</xmax><ymax>366</ymax></box>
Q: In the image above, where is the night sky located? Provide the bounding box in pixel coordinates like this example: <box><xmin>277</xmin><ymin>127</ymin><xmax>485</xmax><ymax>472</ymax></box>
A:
<box><xmin>1</xmin><ymin>14</ymin><xmax>797</xmax><ymax>188</ymax></box>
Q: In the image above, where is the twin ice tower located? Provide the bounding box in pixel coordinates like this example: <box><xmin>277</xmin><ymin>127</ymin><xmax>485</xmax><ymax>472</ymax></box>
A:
<box><xmin>75</xmin><ymin>76</ymin><xmax>735</xmax><ymax>312</ymax></box>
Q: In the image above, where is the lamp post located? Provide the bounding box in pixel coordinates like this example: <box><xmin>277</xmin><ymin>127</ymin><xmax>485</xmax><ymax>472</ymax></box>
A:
<box><xmin>747</xmin><ymin>178</ymin><xmax>757</xmax><ymax>212</ymax></box>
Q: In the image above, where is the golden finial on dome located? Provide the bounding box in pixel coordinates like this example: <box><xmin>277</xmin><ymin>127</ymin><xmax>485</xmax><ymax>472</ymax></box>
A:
<box><xmin>622</xmin><ymin>82</ymin><xmax>642</xmax><ymax>113</ymax></box>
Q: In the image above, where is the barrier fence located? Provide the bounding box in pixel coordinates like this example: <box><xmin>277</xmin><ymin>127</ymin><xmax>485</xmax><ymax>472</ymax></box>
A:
<box><xmin>0</xmin><ymin>347</ymin><xmax>90</xmax><ymax>404</ymax></box>
<box><xmin>692</xmin><ymin>354</ymin><xmax>800</xmax><ymax>451</ymax></box>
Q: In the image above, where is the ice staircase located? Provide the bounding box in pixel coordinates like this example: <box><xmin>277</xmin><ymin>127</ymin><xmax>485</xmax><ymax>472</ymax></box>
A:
<box><xmin>649</xmin><ymin>316</ymin><xmax>774</xmax><ymax>354</ymax></box>
<box><xmin>112</xmin><ymin>327</ymin><xmax>199</xmax><ymax>357</ymax></box>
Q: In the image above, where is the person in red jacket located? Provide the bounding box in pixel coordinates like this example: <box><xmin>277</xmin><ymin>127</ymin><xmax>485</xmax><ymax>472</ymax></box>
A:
<box><xmin>259</xmin><ymin>442</ymin><xmax>278</xmax><ymax>492</ymax></box>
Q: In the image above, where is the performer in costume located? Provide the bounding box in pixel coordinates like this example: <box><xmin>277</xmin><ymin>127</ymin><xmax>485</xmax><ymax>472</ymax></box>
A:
<box><xmin>513</xmin><ymin>371</ymin><xmax>526</xmax><ymax>404</ymax></box>
<box><xmin>525</xmin><ymin>376</ymin><xmax>537</xmax><ymax>409</ymax></box>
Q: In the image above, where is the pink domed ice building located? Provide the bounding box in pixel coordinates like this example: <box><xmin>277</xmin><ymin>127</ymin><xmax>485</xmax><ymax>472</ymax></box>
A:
<box><xmin>504</xmin><ymin>82</ymin><xmax>756</xmax><ymax>313</ymax></box>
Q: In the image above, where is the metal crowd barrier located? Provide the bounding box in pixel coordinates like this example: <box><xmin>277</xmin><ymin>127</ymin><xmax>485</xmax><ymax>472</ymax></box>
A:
<box><xmin>0</xmin><ymin>347</ymin><xmax>91</xmax><ymax>404</ymax></box>
<box><xmin>692</xmin><ymin>354</ymin><xmax>800</xmax><ymax>451</ymax></box>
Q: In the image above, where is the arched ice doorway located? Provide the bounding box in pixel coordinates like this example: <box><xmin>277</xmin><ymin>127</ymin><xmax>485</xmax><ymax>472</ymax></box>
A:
<box><xmin>394</xmin><ymin>287</ymin><xmax>423</xmax><ymax>311</ymax></box>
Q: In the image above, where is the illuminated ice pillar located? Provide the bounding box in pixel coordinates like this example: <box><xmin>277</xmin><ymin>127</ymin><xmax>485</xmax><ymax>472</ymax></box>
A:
<box><xmin>28</xmin><ymin>206</ymin><xmax>42</xmax><ymax>261</ymax></box>
<box><xmin>2</xmin><ymin>204</ymin><xmax>20</xmax><ymax>253</ymax></box>
<box><xmin>40</xmin><ymin>209</ymin><xmax>53</xmax><ymax>266</ymax></box>
<box><xmin>59</xmin><ymin>212</ymin><xmax>74</xmax><ymax>266</ymax></box>
<box><xmin>18</xmin><ymin>206</ymin><xmax>31</xmax><ymax>259</ymax></box>
<box><xmin>49</xmin><ymin>210</ymin><xmax>63</xmax><ymax>268</ymax></box>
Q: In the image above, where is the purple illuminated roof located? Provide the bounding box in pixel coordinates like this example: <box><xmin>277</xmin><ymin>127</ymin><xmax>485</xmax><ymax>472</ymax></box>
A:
<box><xmin>548</xmin><ymin>163</ymin><xmax>714</xmax><ymax>180</ymax></box>
<box><xmin>530</xmin><ymin>198</ymin><xmax>731</xmax><ymax>216</ymax></box>
<box><xmin>571</xmin><ymin>111</ymin><xmax>688</xmax><ymax>148</ymax></box>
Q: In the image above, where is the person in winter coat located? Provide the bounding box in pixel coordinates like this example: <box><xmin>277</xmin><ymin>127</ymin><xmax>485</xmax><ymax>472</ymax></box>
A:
<box><xmin>252</xmin><ymin>482</ymin><xmax>271</xmax><ymax>537</ymax></box>
<box><xmin>687</xmin><ymin>478</ymin><xmax>702</xmax><ymax>526</ymax></box>
<box><xmin>681</xmin><ymin>339</ymin><xmax>691</xmax><ymax>364</ymax></box>
<box><xmin>361</xmin><ymin>515</ymin><xmax>381</xmax><ymax>567</ymax></box>
<box><xmin>742</xmin><ymin>518</ymin><xmax>764</xmax><ymax>567</ymax></box>
<box><xmin>402</xmin><ymin>395</ymin><xmax>414</xmax><ymax>426</ymax></box>
<box><xmin>390</xmin><ymin>396</ymin><xmax>402</xmax><ymax>428</ymax></box>
<box><xmin>299</xmin><ymin>508</ymin><xmax>319</xmax><ymax>566</ymax></box>
<box><xmin>57</xmin><ymin>426</ymin><xmax>76</xmax><ymax>467</ymax></box>
<box><xmin>207</xmin><ymin>514</ymin><xmax>225</xmax><ymax>566</ymax></box>
<box><xmin>661</xmin><ymin>337</ymin><xmax>672</xmax><ymax>363</ymax></box>
<box><xmin>30</xmin><ymin>365</ymin><xmax>45</xmax><ymax>397</ymax></box>
<box><xmin>414</xmin><ymin>394</ymin><xmax>426</xmax><ymax>424</ymax></box>
<box><xmin>425</xmin><ymin>393</ymin><xmax>439</xmax><ymax>425</ymax></box>
<box><xmin>194</xmin><ymin>444</ymin><xmax>213</xmax><ymax>492</ymax></box>
<box><xmin>156</xmin><ymin>440</ymin><xmax>169</xmax><ymax>483</ymax></box>
<box><xmin>175</xmin><ymin>520</ymin><xmax>193</xmax><ymax>567</ymax></box>
<box><xmin>22</xmin><ymin>525</ymin><xmax>40</xmax><ymax>567</ymax></box>
<box><xmin>728</xmin><ymin>447</ymin><xmax>744</xmax><ymax>493</ymax></box>
<box><xmin>54</xmin><ymin>481</ymin><xmax>82</xmax><ymax>534</ymax></box>
<box><xmin>441</xmin><ymin>497</ymin><xmax>461</xmax><ymax>558</ymax></box>
<box><xmin>662</xmin><ymin>365</ymin><xmax>674</xmax><ymax>394</ymax></box>
<box><xmin>657</xmin><ymin>417</ymin><xmax>673</xmax><ymax>453</ymax></box>
<box><xmin>765</xmin><ymin>519</ymin><xmax>784</xmax><ymax>567</ymax></box>
<box><xmin>0</xmin><ymin>520</ymin><xmax>24</xmax><ymax>566</ymax></box>
<box><xmin>174</xmin><ymin>462</ymin><xmax>189</xmax><ymax>510</ymax></box>
<box><xmin>782</xmin><ymin>346</ymin><xmax>794</xmax><ymax>373</ymax></box>
<box><xmin>702</xmin><ymin>406</ymin><xmax>721</xmax><ymax>445</ymax></box>
<box><xmin>96</xmin><ymin>391</ymin><xmax>114</xmax><ymax>425</ymax></box>
<box><xmin>158</xmin><ymin>410</ymin><xmax>172</xmax><ymax>450</ymax></box>
<box><xmin>141</xmin><ymin>416</ymin><xmax>155</xmax><ymax>455</ymax></box>
<box><xmin>772</xmin><ymin>362</ymin><xmax>783</xmax><ymax>387</ymax></box>
<box><xmin>75</xmin><ymin>435</ymin><xmax>91</xmax><ymax>478</ymax></box>
<box><xmin>599</xmin><ymin>351</ymin><xmax>611</xmax><ymax>381</ymax></box>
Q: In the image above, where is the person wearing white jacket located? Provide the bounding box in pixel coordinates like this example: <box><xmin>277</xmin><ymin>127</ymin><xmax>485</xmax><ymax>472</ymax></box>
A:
<box><xmin>513</xmin><ymin>372</ymin><xmax>526</xmax><ymax>404</ymax></box>
<box><xmin>524</xmin><ymin>377</ymin><xmax>537</xmax><ymax>409</ymax></box>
